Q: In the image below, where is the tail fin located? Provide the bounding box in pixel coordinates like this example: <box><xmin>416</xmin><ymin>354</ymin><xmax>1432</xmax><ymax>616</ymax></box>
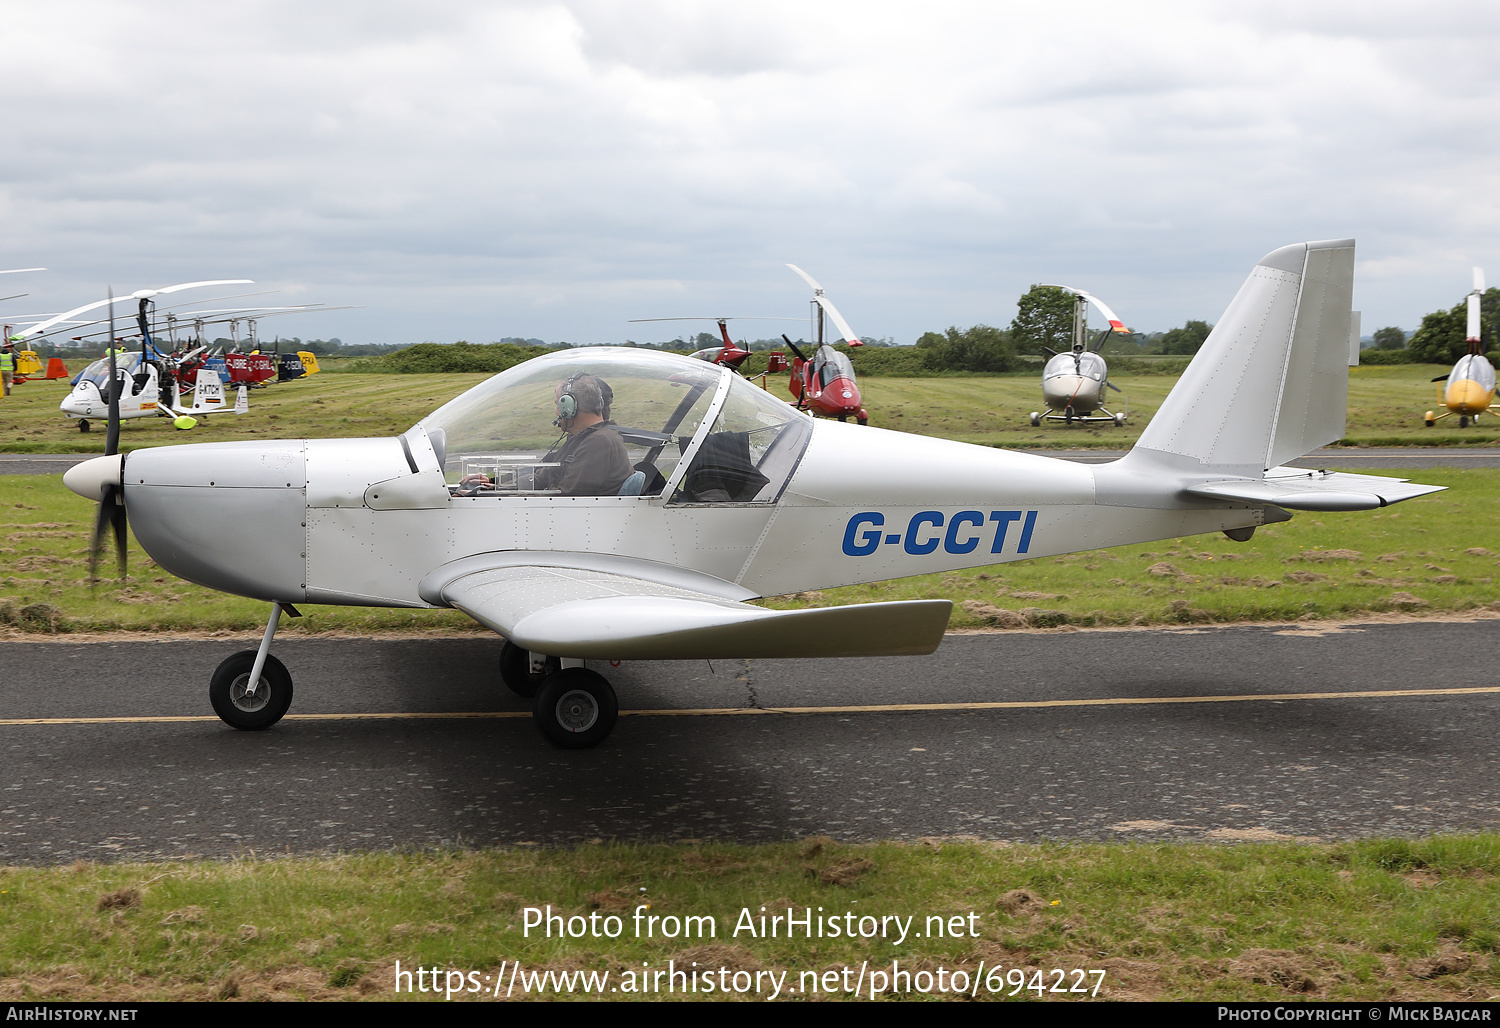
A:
<box><xmin>1134</xmin><ymin>239</ymin><xmax>1355</xmax><ymax>473</ymax></box>
<box><xmin>234</xmin><ymin>385</ymin><xmax>248</xmax><ymax>414</ymax></box>
<box><xmin>191</xmin><ymin>369</ymin><xmax>225</xmax><ymax>411</ymax></box>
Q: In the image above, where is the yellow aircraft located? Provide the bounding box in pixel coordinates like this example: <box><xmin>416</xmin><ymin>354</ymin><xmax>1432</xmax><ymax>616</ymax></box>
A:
<box><xmin>1425</xmin><ymin>267</ymin><xmax>1498</xmax><ymax>427</ymax></box>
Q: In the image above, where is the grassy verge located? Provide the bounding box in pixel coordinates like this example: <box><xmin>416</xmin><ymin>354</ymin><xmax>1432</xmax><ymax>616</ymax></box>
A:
<box><xmin>0</xmin><ymin>364</ymin><xmax>1494</xmax><ymax>453</ymax></box>
<box><xmin>1</xmin><ymin>837</ymin><xmax>1497</xmax><ymax>1001</ymax></box>
<box><xmin>1</xmin><ymin>468</ymin><xmax>1493</xmax><ymax>634</ymax></box>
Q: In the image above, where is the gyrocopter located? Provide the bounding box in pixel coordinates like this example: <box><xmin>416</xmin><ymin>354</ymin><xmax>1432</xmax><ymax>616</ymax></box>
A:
<box><xmin>1029</xmin><ymin>285</ymin><xmax>1131</xmax><ymax>427</ymax></box>
<box><xmin>1424</xmin><ymin>267</ymin><xmax>1498</xmax><ymax>428</ymax></box>
<box><xmin>64</xmin><ymin>240</ymin><xmax>1442</xmax><ymax>749</ymax></box>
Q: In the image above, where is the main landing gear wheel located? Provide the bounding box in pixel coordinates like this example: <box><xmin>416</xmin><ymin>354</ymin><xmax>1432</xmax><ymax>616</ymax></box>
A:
<box><xmin>1029</xmin><ymin>412</ymin><xmax>1041</xmax><ymax>427</ymax></box>
<box><xmin>857</xmin><ymin>417</ymin><xmax>868</xmax><ymax>426</ymax></box>
<box><xmin>534</xmin><ymin>668</ymin><xmax>618</xmax><ymax>749</ymax></box>
<box><xmin>499</xmin><ymin>640</ymin><xmax>559</xmax><ymax>698</ymax></box>
<box><xmin>1460</xmin><ymin>415</ymin><xmax>1470</xmax><ymax>428</ymax></box>
<box><xmin>209</xmin><ymin>650</ymin><xmax>294</xmax><ymax>730</ymax></box>
<box><xmin>78</xmin><ymin>419</ymin><xmax>90</xmax><ymax>433</ymax></box>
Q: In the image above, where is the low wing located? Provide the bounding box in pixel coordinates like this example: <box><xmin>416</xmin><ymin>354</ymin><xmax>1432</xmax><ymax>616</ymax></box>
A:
<box><xmin>1183</xmin><ymin>468</ymin><xmax>1445</xmax><ymax>511</ymax></box>
<box><xmin>421</xmin><ymin>555</ymin><xmax>951</xmax><ymax>660</ymax></box>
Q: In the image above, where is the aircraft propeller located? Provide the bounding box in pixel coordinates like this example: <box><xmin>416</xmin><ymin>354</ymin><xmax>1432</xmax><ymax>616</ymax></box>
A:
<box><xmin>780</xmin><ymin>333</ymin><xmax>808</xmax><ymax>362</ymax></box>
<box><xmin>88</xmin><ymin>289</ymin><xmax>128</xmax><ymax>582</ymax></box>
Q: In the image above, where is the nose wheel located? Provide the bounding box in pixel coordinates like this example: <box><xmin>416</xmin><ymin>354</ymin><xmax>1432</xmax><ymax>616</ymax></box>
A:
<box><xmin>209</xmin><ymin>651</ymin><xmax>294</xmax><ymax>730</ymax></box>
<box><xmin>533</xmin><ymin>667</ymin><xmax>618</xmax><ymax>749</ymax></box>
<box><xmin>209</xmin><ymin>601</ymin><xmax>300</xmax><ymax>730</ymax></box>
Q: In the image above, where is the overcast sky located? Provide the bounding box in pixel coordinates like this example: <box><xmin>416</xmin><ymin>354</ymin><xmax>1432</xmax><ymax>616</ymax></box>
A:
<box><xmin>3</xmin><ymin>0</ymin><xmax>1498</xmax><ymax>345</ymax></box>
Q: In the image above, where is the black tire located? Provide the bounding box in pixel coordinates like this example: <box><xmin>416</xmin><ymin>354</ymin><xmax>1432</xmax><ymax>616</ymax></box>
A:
<box><xmin>499</xmin><ymin>640</ymin><xmax>558</xmax><ymax>698</ymax></box>
<box><xmin>78</xmin><ymin>419</ymin><xmax>90</xmax><ymax>433</ymax></box>
<box><xmin>1460</xmin><ymin>415</ymin><xmax>1469</xmax><ymax>428</ymax></box>
<box><xmin>533</xmin><ymin>668</ymin><xmax>618</xmax><ymax>749</ymax></box>
<box><xmin>857</xmin><ymin>417</ymin><xmax>868</xmax><ymax>426</ymax></box>
<box><xmin>209</xmin><ymin>650</ymin><xmax>293</xmax><ymax>730</ymax></box>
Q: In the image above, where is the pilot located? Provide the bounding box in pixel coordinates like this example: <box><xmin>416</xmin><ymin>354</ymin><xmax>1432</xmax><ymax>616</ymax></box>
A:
<box><xmin>459</xmin><ymin>372</ymin><xmax>632</xmax><ymax>496</ymax></box>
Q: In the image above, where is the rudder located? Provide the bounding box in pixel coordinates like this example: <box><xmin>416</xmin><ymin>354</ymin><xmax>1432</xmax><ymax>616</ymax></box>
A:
<box><xmin>1133</xmin><ymin>239</ymin><xmax>1355</xmax><ymax>473</ymax></box>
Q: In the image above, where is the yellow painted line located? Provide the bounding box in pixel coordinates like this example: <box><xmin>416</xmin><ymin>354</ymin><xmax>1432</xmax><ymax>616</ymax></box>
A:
<box><xmin>2</xmin><ymin>685</ymin><xmax>1497</xmax><ymax>727</ymax></box>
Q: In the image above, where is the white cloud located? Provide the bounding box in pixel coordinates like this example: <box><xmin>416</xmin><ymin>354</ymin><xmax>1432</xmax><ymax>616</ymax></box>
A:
<box><xmin>1</xmin><ymin>0</ymin><xmax>1498</xmax><ymax>344</ymax></box>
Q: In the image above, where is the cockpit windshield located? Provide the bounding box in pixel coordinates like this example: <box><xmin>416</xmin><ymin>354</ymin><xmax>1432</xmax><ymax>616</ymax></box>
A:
<box><xmin>1043</xmin><ymin>351</ymin><xmax>1105</xmax><ymax>382</ymax></box>
<box><xmin>415</xmin><ymin>348</ymin><xmax>814</xmax><ymax>501</ymax></box>
<box><xmin>78</xmin><ymin>353</ymin><xmax>141</xmax><ymax>389</ymax></box>
<box><xmin>1455</xmin><ymin>354</ymin><xmax>1497</xmax><ymax>390</ymax></box>
<box><xmin>417</xmin><ymin>348</ymin><xmax>723</xmax><ymax>497</ymax></box>
<box><xmin>813</xmin><ymin>345</ymin><xmax>854</xmax><ymax>389</ymax></box>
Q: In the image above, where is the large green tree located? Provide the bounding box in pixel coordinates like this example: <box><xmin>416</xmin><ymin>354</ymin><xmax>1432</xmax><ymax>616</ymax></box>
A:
<box><xmin>1010</xmin><ymin>286</ymin><xmax>1074</xmax><ymax>353</ymax></box>
<box><xmin>1371</xmin><ymin>326</ymin><xmax>1406</xmax><ymax>350</ymax></box>
<box><xmin>1406</xmin><ymin>305</ymin><xmax>1468</xmax><ymax>364</ymax></box>
<box><xmin>1158</xmin><ymin>320</ymin><xmax>1213</xmax><ymax>355</ymax></box>
<box><xmin>1407</xmin><ymin>287</ymin><xmax>1500</xmax><ymax>364</ymax></box>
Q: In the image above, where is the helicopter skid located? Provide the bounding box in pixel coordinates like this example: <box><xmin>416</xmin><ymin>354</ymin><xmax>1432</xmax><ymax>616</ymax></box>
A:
<box><xmin>1035</xmin><ymin>407</ymin><xmax>1125</xmax><ymax>425</ymax></box>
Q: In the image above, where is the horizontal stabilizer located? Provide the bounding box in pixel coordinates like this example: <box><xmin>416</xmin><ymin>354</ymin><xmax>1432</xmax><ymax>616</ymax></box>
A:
<box><xmin>1183</xmin><ymin>468</ymin><xmax>1445</xmax><ymax>511</ymax></box>
<box><xmin>430</xmin><ymin>561</ymin><xmax>951</xmax><ymax>659</ymax></box>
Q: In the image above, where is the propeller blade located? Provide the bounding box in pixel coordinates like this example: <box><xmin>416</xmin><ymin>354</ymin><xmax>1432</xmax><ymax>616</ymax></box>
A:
<box><xmin>94</xmin><ymin>287</ymin><xmax>127</xmax><ymax>581</ymax></box>
<box><xmin>106</xmin><ymin>289</ymin><xmax>120</xmax><ymax>458</ymax></box>
<box><xmin>110</xmin><ymin>491</ymin><xmax>127</xmax><ymax>577</ymax></box>
<box><xmin>781</xmin><ymin>334</ymin><xmax>808</xmax><ymax>362</ymax></box>
<box><xmin>1107</xmin><ymin>380</ymin><xmax>1122</xmax><ymax>393</ymax></box>
<box><xmin>87</xmin><ymin>484</ymin><xmax>113</xmax><ymax>583</ymax></box>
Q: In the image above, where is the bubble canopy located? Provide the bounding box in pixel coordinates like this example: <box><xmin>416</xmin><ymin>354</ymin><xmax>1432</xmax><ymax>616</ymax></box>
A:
<box><xmin>413</xmin><ymin>348</ymin><xmax>812</xmax><ymax>502</ymax></box>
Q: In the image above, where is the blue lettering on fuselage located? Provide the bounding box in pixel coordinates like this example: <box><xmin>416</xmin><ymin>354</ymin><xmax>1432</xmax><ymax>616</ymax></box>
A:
<box><xmin>841</xmin><ymin>510</ymin><xmax>1039</xmax><ymax>557</ymax></box>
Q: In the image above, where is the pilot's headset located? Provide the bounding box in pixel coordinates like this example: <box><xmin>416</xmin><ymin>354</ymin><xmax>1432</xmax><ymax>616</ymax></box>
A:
<box><xmin>555</xmin><ymin>372</ymin><xmax>591</xmax><ymax>427</ymax></box>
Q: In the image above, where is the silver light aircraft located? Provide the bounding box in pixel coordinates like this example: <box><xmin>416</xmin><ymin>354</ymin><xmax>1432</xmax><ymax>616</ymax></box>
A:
<box><xmin>1029</xmin><ymin>285</ymin><xmax>1131</xmax><ymax>427</ymax></box>
<box><xmin>63</xmin><ymin>239</ymin><xmax>1442</xmax><ymax>748</ymax></box>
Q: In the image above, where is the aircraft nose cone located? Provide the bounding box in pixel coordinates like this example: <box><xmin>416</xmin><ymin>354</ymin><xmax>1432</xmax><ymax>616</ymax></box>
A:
<box><xmin>63</xmin><ymin>453</ymin><xmax>123</xmax><ymax>501</ymax></box>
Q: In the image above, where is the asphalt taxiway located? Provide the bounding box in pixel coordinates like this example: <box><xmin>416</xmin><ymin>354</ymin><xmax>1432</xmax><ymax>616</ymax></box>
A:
<box><xmin>1</xmin><ymin>622</ymin><xmax>1496</xmax><ymax>863</ymax></box>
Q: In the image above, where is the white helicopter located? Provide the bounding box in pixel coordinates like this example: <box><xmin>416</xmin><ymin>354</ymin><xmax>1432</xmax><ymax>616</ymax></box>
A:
<box><xmin>1424</xmin><ymin>267</ymin><xmax>1498</xmax><ymax>428</ymax></box>
<box><xmin>64</xmin><ymin>239</ymin><xmax>1441</xmax><ymax>749</ymax></box>
<box><xmin>1029</xmin><ymin>285</ymin><xmax>1132</xmax><ymax>427</ymax></box>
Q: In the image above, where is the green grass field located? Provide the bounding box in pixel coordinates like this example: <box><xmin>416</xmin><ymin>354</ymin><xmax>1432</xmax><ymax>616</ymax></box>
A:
<box><xmin>2</xmin><ymin>836</ymin><xmax>1498</xmax><ymax>1001</ymax></box>
<box><xmin>0</xmin><ymin>362</ymin><xmax>1492</xmax><ymax>453</ymax></box>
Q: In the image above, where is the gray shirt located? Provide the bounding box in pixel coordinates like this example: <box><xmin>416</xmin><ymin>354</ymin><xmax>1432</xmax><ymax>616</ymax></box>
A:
<box><xmin>537</xmin><ymin>421</ymin><xmax>632</xmax><ymax>495</ymax></box>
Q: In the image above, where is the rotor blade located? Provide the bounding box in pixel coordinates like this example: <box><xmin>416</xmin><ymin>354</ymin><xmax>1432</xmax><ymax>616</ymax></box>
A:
<box><xmin>0</xmin><ymin>292</ymin><xmax>27</xmax><ymax>304</ymax></box>
<box><xmin>786</xmin><ymin>264</ymin><xmax>823</xmax><ymax>294</ymax></box>
<box><xmin>626</xmin><ymin>316</ymin><xmax>801</xmax><ymax>323</ymax></box>
<box><xmin>18</xmin><ymin>294</ymin><xmax>139</xmax><ymax>337</ymax></box>
<box><xmin>1038</xmin><ymin>283</ymin><xmax>1130</xmax><ymax>333</ymax></box>
<box><xmin>780</xmin><ymin>334</ymin><xmax>808</xmax><ymax>362</ymax></box>
<box><xmin>1475</xmin><ymin>267</ymin><xmax>1486</xmax><ymax>294</ymax></box>
<box><xmin>0</xmin><ymin>267</ymin><xmax>45</xmax><ymax>275</ymax></box>
<box><xmin>813</xmin><ymin>295</ymin><xmax>862</xmax><ymax>346</ymax></box>
<box><xmin>1468</xmin><ymin>292</ymin><xmax>1482</xmax><ymax>344</ymax></box>
<box><xmin>131</xmin><ymin>279</ymin><xmax>253</xmax><ymax>299</ymax></box>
